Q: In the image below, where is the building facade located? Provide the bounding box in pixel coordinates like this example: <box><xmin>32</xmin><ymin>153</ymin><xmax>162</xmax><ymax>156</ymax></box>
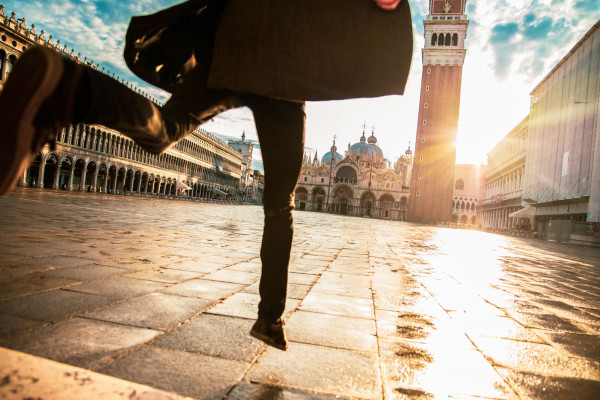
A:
<box><xmin>228</xmin><ymin>132</ymin><xmax>256</xmax><ymax>203</ymax></box>
<box><xmin>479</xmin><ymin>116</ymin><xmax>529</xmax><ymax>230</ymax></box>
<box><xmin>294</xmin><ymin>130</ymin><xmax>413</xmax><ymax>220</ymax></box>
<box><xmin>408</xmin><ymin>0</ymin><xmax>469</xmax><ymax>223</ymax></box>
<box><xmin>1</xmin><ymin>6</ymin><xmax>246</xmax><ymax>201</ymax></box>
<box><xmin>522</xmin><ymin>20</ymin><xmax>600</xmax><ymax>235</ymax></box>
<box><xmin>452</xmin><ymin>163</ymin><xmax>482</xmax><ymax>225</ymax></box>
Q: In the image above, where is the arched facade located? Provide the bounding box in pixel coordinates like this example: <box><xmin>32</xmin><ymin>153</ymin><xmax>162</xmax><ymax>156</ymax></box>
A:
<box><xmin>294</xmin><ymin>133</ymin><xmax>413</xmax><ymax>221</ymax></box>
<box><xmin>17</xmin><ymin>122</ymin><xmax>244</xmax><ymax>201</ymax></box>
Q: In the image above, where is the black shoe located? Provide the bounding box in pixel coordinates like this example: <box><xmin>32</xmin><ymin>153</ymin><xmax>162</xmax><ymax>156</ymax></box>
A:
<box><xmin>250</xmin><ymin>317</ymin><xmax>288</xmax><ymax>351</ymax></box>
<box><xmin>0</xmin><ymin>46</ymin><xmax>82</xmax><ymax>195</ymax></box>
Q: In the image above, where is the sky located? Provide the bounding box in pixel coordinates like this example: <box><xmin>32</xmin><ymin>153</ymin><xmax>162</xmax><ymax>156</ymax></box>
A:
<box><xmin>3</xmin><ymin>0</ymin><xmax>599</xmax><ymax>170</ymax></box>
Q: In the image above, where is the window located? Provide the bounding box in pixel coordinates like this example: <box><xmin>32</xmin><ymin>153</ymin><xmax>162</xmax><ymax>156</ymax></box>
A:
<box><xmin>418</xmin><ymin>173</ymin><xmax>422</xmax><ymax>179</ymax></box>
<box><xmin>423</xmin><ymin>120</ymin><xmax>427</xmax><ymax>125</ymax></box>
<box><xmin>424</xmin><ymin>103</ymin><xmax>428</xmax><ymax>108</ymax></box>
<box><xmin>421</xmin><ymin>138</ymin><xmax>425</xmax><ymax>143</ymax></box>
<box><xmin>416</xmin><ymin>191</ymin><xmax>420</xmax><ymax>197</ymax></box>
<box><xmin>425</xmin><ymin>85</ymin><xmax>430</xmax><ymax>91</ymax></box>
<box><xmin>419</xmin><ymin>155</ymin><xmax>423</xmax><ymax>161</ymax></box>
<box><xmin>455</xmin><ymin>179</ymin><xmax>464</xmax><ymax>190</ymax></box>
<box><xmin>452</xmin><ymin>33</ymin><xmax>458</xmax><ymax>46</ymax></box>
<box><xmin>427</xmin><ymin>68</ymin><xmax>431</xmax><ymax>74</ymax></box>
<box><xmin>321</xmin><ymin>178</ymin><xmax>324</xmax><ymax>182</ymax></box>
<box><xmin>431</xmin><ymin>34</ymin><xmax>437</xmax><ymax>46</ymax></box>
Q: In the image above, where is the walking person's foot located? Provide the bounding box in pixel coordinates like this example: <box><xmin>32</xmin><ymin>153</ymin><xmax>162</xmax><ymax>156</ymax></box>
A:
<box><xmin>250</xmin><ymin>317</ymin><xmax>288</xmax><ymax>350</ymax></box>
<box><xmin>0</xmin><ymin>46</ymin><xmax>82</xmax><ymax>195</ymax></box>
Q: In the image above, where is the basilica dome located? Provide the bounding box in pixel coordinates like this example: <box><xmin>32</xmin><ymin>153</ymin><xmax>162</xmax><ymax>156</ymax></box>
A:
<box><xmin>321</xmin><ymin>141</ymin><xmax>342</xmax><ymax>164</ymax></box>
<box><xmin>348</xmin><ymin>132</ymin><xmax>384</xmax><ymax>165</ymax></box>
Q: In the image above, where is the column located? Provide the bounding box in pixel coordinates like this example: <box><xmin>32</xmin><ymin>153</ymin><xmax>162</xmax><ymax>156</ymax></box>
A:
<box><xmin>36</xmin><ymin>163</ymin><xmax>45</xmax><ymax>188</ymax></box>
<box><xmin>53</xmin><ymin>168</ymin><xmax>60</xmax><ymax>189</ymax></box>
<box><xmin>67</xmin><ymin>169</ymin><xmax>74</xmax><ymax>191</ymax></box>
<box><xmin>80</xmin><ymin>169</ymin><xmax>87</xmax><ymax>191</ymax></box>
<box><xmin>92</xmin><ymin>172</ymin><xmax>98</xmax><ymax>192</ymax></box>
<box><xmin>129</xmin><ymin>176</ymin><xmax>135</xmax><ymax>192</ymax></box>
<box><xmin>112</xmin><ymin>176</ymin><xmax>118</xmax><ymax>194</ymax></box>
<box><xmin>136</xmin><ymin>177</ymin><xmax>142</xmax><ymax>193</ymax></box>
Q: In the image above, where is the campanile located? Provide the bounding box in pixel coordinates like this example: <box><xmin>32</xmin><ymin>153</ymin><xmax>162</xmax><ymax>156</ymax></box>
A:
<box><xmin>407</xmin><ymin>0</ymin><xmax>468</xmax><ymax>223</ymax></box>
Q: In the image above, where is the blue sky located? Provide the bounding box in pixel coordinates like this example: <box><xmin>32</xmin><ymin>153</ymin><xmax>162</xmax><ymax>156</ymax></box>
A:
<box><xmin>3</xmin><ymin>0</ymin><xmax>600</xmax><ymax>168</ymax></box>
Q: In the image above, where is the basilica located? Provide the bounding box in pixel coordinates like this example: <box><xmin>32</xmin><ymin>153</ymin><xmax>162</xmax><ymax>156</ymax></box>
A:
<box><xmin>294</xmin><ymin>127</ymin><xmax>413</xmax><ymax>221</ymax></box>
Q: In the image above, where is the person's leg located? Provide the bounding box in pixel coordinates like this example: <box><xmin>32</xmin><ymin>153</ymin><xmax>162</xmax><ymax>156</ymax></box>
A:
<box><xmin>245</xmin><ymin>94</ymin><xmax>305</xmax><ymax>350</ymax></box>
<box><xmin>80</xmin><ymin>61</ymin><xmax>241</xmax><ymax>154</ymax></box>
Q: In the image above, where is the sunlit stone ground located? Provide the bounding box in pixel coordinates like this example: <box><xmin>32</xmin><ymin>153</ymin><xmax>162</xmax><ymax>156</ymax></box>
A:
<box><xmin>0</xmin><ymin>188</ymin><xmax>599</xmax><ymax>399</ymax></box>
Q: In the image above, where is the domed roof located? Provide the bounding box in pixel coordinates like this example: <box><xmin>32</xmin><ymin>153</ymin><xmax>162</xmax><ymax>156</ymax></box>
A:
<box><xmin>348</xmin><ymin>130</ymin><xmax>383</xmax><ymax>164</ymax></box>
<box><xmin>321</xmin><ymin>150</ymin><xmax>342</xmax><ymax>163</ymax></box>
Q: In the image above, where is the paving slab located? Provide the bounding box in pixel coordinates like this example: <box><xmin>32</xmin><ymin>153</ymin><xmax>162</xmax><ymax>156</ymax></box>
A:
<box><xmin>160</xmin><ymin>278</ymin><xmax>245</xmax><ymax>300</ymax></box>
<box><xmin>0</xmin><ymin>273</ymin><xmax>78</xmax><ymax>300</ymax></box>
<box><xmin>0</xmin><ymin>317</ymin><xmax>160</xmax><ymax>370</ymax></box>
<box><xmin>299</xmin><ymin>292</ymin><xmax>374</xmax><ymax>320</ymax></box>
<box><xmin>127</xmin><ymin>267</ymin><xmax>205</xmax><ymax>283</ymax></box>
<box><xmin>208</xmin><ymin>292</ymin><xmax>300</xmax><ymax>320</ymax></box>
<box><xmin>286</xmin><ymin>310</ymin><xmax>377</xmax><ymax>351</ymax></box>
<box><xmin>226</xmin><ymin>381</ymin><xmax>342</xmax><ymax>400</ymax></box>
<box><xmin>152</xmin><ymin>313</ymin><xmax>264</xmax><ymax>362</ymax></box>
<box><xmin>0</xmin><ymin>289</ymin><xmax>115</xmax><ymax>323</ymax></box>
<box><xmin>85</xmin><ymin>292</ymin><xmax>215</xmax><ymax>331</ymax></box>
<box><xmin>247</xmin><ymin>341</ymin><xmax>382</xmax><ymax>400</ymax></box>
<box><xmin>67</xmin><ymin>276</ymin><xmax>169</xmax><ymax>299</ymax></box>
<box><xmin>99</xmin><ymin>345</ymin><xmax>248</xmax><ymax>400</ymax></box>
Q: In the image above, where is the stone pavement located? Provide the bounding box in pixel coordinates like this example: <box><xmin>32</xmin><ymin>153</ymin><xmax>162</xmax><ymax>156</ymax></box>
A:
<box><xmin>0</xmin><ymin>188</ymin><xmax>599</xmax><ymax>399</ymax></box>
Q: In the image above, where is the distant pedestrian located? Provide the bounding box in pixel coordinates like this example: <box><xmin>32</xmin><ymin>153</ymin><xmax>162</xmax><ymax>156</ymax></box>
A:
<box><xmin>0</xmin><ymin>0</ymin><xmax>413</xmax><ymax>350</ymax></box>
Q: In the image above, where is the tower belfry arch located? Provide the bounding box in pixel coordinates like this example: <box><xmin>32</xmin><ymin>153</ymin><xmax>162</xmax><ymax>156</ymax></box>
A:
<box><xmin>407</xmin><ymin>0</ymin><xmax>469</xmax><ymax>223</ymax></box>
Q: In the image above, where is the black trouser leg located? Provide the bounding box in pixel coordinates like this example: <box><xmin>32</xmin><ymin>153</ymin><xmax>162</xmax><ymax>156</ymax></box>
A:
<box><xmin>77</xmin><ymin>62</ymin><xmax>242</xmax><ymax>155</ymax></box>
<box><xmin>245</xmin><ymin>95</ymin><xmax>306</xmax><ymax>322</ymax></box>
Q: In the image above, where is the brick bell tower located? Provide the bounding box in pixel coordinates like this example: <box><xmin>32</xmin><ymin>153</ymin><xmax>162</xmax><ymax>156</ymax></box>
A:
<box><xmin>408</xmin><ymin>0</ymin><xmax>468</xmax><ymax>223</ymax></box>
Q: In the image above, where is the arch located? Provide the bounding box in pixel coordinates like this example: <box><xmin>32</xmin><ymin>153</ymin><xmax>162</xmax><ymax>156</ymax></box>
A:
<box><xmin>5</xmin><ymin>54</ymin><xmax>16</xmax><ymax>80</ymax></box>
<box><xmin>42</xmin><ymin>153</ymin><xmax>60</xmax><ymax>189</ymax></box>
<box><xmin>360</xmin><ymin>191</ymin><xmax>376</xmax><ymax>217</ymax></box>
<box><xmin>141</xmin><ymin>172</ymin><xmax>149</xmax><ymax>193</ymax></box>
<box><xmin>455</xmin><ymin>179</ymin><xmax>464</xmax><ymax>190</ymax></box>
<box><xmin>311</xmin><ymin>187</ymin><xmax>326</xmax><ymax>211</ymax></box>
<box><xmin>452</xmin><ymin>33</ymin><xmax>458</xmax><ymax>46</ymax></box>
<box><xmin>96</xmin><ymin>163</ymin><xmax>107</xmax><ymax>192</ymax></box>
<box><xmin>85</xmin><ymin>161</ymin><xmax>97</xmax><ymax>191</ymax></box>
<box><xmin>133</xmin><ymin>170</ymin><xmax>142</xmax><ymax>193</ymax></box>
<box><xmin>107</xmin><ymin>165</ymin><xmax>117</xmax><ymax>193</ymax></box>
<box><xmin>460</xmin><ymin>215</ymin><xmax>469</xmax><ymax>224</ymax></box>
<box><xmin>57</xmin><ymin>156</ymin><xmax>73</xmax><ymax>190</ymax></box>
<box><xmin>73</xmin><ymin>159</ymin><xmax>86</xmax><ymax>191</ymax></box>
<box><xmin>378</xmin><ymin>194</ymin><xmax>395</xmax><ymax>219</ymax></box>
<box><xmin>116</xmin><ymin>167</ymin><xmax>126</xmax><ymax>193</ymax></box>
<box><xmin>431</xmin><ymin>33</ymin><xmax>437</xmax><ymax>46</ymax></box>
<box><xmin>331</xmin><ymin>185</ymin><xmax>354</xmax><ymax>215</ymax></box>
<box><xmin>295</xmin><ymin>187</ymin><xmax>309</xmax><ymax>210</ymax></box>
<box><xmin>335</xmin><ymin>165</ymin><xmax>358</xmax><ymax>184</ymax></box>
<box><xmin>445</xmin><ymin>33</ymin><xmax>451</xmax><ymax>46</ymax></box>
<box><xmin>125</xmin><ymin>169</ymin><xmax>134</xmax><ymax>192</ymax></box>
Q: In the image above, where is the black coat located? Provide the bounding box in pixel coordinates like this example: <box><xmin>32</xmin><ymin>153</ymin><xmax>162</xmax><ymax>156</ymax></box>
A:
<box><xmin>124</xmin><ymin>0</ymin><xmax>413</xmax><ymax>101</ymax></box>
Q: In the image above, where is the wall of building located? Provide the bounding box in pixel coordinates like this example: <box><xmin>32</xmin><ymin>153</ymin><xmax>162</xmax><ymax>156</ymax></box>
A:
<box><xmin>522</xmin><ymin>21</ymin><xmax>600</xmax><ymax>228</ymax></box>
<box><xmin>479</xmin><ymin>116</ymin><xmax>529</xmax><ymax>230</ymax></box>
